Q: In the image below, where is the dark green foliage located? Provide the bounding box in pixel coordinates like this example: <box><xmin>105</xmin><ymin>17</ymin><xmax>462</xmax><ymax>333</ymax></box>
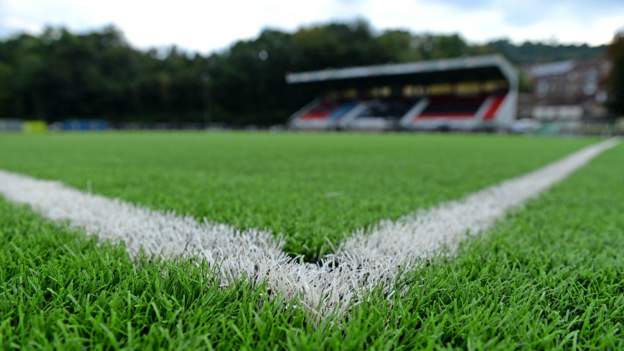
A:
<box><xmin>607</xmin><ymin>33</ymin><xmax>624</xmax><ymax>116</ymax></box>
<box><xmin>0</xmin><ymin>26</ymin><xmax>209</xmax><ymax>124</ymax></box>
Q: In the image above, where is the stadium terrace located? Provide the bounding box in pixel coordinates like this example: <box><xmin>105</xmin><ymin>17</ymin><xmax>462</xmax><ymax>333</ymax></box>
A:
<box><xmin>286</xmin><ymin>55</ymin><xmax>518</xmax><ymax>131</ymax></box>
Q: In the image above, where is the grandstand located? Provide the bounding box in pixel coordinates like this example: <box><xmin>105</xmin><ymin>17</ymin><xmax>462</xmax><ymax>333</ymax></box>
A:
<box><xmin>286</xmin><ymin>55</ymin><xmax>518</xmax><ymax>131</ymax></box>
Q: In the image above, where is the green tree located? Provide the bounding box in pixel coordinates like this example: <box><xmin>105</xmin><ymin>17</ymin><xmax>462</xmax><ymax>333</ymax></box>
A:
<box><xmin>0</xmin><ymin>62</ymin><xmax>13</xmax><ymax>113</ymax></box>
<box><xmin>607</xmin><ymin>32</ymin><xmax>624</xmax><ymax>116</ymax></box>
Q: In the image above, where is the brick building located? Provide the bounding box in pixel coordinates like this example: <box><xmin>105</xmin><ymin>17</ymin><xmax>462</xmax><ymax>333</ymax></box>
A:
<box><xmin>519</xmin><ymin>58</ymin><xmax>611</xmax><ymax>120</ymax></box>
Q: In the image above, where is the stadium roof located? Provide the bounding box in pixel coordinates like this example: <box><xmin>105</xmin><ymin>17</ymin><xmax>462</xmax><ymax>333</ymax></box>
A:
<box><xmin>528</xmin><ymin>60</ymin><xmax>575</xmax><ymax>77</ymax></box>
<box><xmin>286</xmin><ymin>55</ymin><xmax>518</xmax><ymax>87</ymax></box>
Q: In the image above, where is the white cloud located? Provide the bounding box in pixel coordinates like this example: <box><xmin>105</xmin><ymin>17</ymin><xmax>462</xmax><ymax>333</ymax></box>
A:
<box><xmin>0</xmin><ymin>0</ymin><xmax>621</xmax><ymax>53</ymax></box>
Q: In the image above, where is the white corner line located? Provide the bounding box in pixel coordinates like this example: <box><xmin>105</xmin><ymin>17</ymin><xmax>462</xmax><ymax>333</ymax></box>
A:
<box><xmin>0</xmin><ymin>138</ymin><xmax>618</xmax><ymax>314</ymax></box>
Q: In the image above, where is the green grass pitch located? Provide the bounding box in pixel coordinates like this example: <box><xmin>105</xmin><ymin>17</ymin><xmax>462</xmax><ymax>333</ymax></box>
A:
<box><xmin>0</xmin><ymin>132</ymin><xmax>593</xmax><ymax>259</ymax></box>
<box><xmin>0</xmin><ymin>132</ymin><xmax>622</xmax><ymax>349</ymax></box>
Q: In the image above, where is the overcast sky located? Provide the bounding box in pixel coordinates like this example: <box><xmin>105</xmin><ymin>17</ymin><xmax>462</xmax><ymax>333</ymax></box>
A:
<box><xmin>1</xmin><ymin>0</ymin><xmax>623</xmax><ymax>53</ymax></box>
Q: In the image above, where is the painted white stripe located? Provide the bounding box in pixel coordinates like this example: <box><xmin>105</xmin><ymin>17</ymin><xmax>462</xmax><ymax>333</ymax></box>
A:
<box><xmin>0</xmin><ymin>138</ymin><xmax>618</xmax><ymax>314</ymax></box>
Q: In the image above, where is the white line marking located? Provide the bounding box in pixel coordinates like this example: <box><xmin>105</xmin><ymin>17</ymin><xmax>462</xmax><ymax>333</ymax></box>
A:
<box><xmin>0</xmin><ymin>139</ymin><xmax>618</xmax><ymax>314</ymax></box>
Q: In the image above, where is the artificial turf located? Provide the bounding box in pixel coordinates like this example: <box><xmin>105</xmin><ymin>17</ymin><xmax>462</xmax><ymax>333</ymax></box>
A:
<box><xmin>0</xmin><ymin>133</ymin><xmax>622</xmax><ymax>349</ymax></box>
<box><xmin>0</xmin><ymin>132</ymin><xmax>593</xmax><ymax>259</ymax></box>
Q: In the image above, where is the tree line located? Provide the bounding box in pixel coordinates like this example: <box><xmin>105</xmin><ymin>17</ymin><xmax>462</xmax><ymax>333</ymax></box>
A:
<box><xmin>0</xmin><ymin>20</ymin><xmax>614</xmax><ymax>126</ymax></box>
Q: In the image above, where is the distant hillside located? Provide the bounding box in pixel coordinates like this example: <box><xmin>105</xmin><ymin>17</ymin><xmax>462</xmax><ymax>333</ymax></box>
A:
<box><xmin>487</xmin><ymin>39</ymin><xmax>607</xmax><ymax>64</ymax></box>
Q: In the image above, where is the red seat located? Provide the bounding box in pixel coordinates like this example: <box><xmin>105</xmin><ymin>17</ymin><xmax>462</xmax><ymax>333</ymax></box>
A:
<box><xmin>483</xmin><ymin>96</ymin><xmax>505</xmax><ymax>121</ymax></box>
